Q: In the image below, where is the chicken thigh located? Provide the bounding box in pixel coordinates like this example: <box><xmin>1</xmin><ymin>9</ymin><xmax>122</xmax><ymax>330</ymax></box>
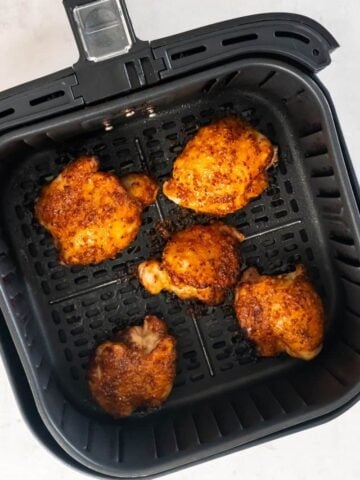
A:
<box><xmin>87</xmin><ymin>315</ymin><xmax>176</xmax><ymax>417</ymax></box>
<box><xmin>163</xmin><ymin>117</ymin><xmax>277</xmax><ymax>216</ymax></box>
<box><xmin>35</xmin><ymin>156</ymin><xmax>158</xmax><ymax>265</ymax></box>
<box><xmin>234</xmin><ymin>265</ymin><xmax>325</xmax><ymax>360</ymax></box>
<box><xmin>138</xmin><ymin>223</ymin><xmax>244</xmax><ymax>305</ymax></box>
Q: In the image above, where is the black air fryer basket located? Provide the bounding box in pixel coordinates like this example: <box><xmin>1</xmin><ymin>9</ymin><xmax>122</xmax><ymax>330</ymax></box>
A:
<box><xmin>0</xmin><ymin>1</ymin><xmax>359</xmax><ymax>477</ymax></box>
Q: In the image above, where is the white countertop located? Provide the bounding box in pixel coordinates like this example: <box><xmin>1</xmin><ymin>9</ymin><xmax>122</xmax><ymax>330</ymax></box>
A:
<box><xmin>0</xmin><ymin>1</ymin><xmax>359</xmax><ymax>479</ymax></box>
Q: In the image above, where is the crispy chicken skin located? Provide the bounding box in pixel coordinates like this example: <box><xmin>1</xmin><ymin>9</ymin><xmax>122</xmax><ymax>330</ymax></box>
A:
<box><xmin>87</xmin><ymin>315</ymin><xmax>176</xmax><ymax>417</ymax></box>
<box><xmin>138</xmin><ymin>223</ymin><xmax>244</xmax><ymax>305</ymax></box>
<box><xmin>234</xmin><ymin>265</ymin><xmax>325</xmax><ymax>360</ymax></box>
<box><xmin>163</xmin><ymin>117</ymin><xmax>277</xmax><ymax>216</ymax></box>
<box><xmin>35</xmin><ymin>156</ymin><xmax>158</xmax><ymax>265</ymax></box>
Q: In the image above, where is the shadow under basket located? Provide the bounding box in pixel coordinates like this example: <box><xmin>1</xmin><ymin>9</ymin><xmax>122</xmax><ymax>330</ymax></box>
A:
<box><xmin>0</xmin><ymin>56</ymin><xmax>360</xmax><ymax>477</ymax></box>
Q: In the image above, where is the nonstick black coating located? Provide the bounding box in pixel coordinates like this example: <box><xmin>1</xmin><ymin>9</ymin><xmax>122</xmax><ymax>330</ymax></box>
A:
<box><xmin>2</xmin><ymin>88</ymin><xmax>338</xmax><ymax>416</ymax></box>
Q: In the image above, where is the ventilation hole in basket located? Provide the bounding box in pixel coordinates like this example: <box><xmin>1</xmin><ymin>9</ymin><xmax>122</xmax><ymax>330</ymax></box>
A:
<box><xmin>246</xmin><ymin>256</ymin><xmax>260</xmax><ymax>267</ymax></box>
<box><xmin>82</xmin><ymin>297</ymin><xmax>96</xmax><ymax>307</ymax></box>
<box><xmin>28</xmin><ymin>243</ymin><xmax>38</xmax><ymax>257</ymax></box>
<box><xmin>100</xmin><ymin>291</ymin><xmax>114</xmax><ymax>301</ymax></box>
<box><xmin>91</xmin><ymin>142</ymin><xmax>105</xmax><ymax>153</ymax></box>
<box><xmin>52</xmin><ymin>311</ymin><xmax>61</xmax><ymax>325</ymax></box>
<box><xmin>90</xmin><ymin>319</ymin><xmax>103</xmax><ymax>329</ymax></box>
<box><xmin>187</xmin><ymin>361</ymin><xmax>201</xmax><ymax>371</ymax></box>
<box><xmin>274</xmin><ymin>31</ymin><xmax>310</xmax><ymax>44</ymax></box>
<box><xmin>287</xmin><ymin>254</ymin><xmax>301</xmax><ymax>265</ymax></box>
<box><xmin>64</xmin><ymin>348</ymin><xmax>73</xmax><ymax>362</ymax></box>
<box><xmin>35</xmin><ymin>262</ymin><xmax>44</xmax><ymax>276</ymax></box>
<box><xmin>306</xmin><ymin>248</ymin><xmax>315</xmax><ymax>261</ymax></box>
<box><xmin>66</xmin><ymin>315</ymin><xmax>81</xmax><ymax>325</ymax></box>
<box><xmin>237</xmin><ymin>221</ymin><xmax>250</xmax><ymax>229</ymax></box>
<box><xmin>15</xmin><ymin>205</ymin><xmax>25</xmax><ymax>220</ymax></box>
<box><xmin>170</xmin><ymin>144</ymin><xmax>183</xmax><ymax>153</ymax></box>
<box><xmin>182</xmin><ymin>350</ymin><xmax>197</xmax><ymax>359</ymax></box>
<box><xmin>78</xmin><ymin>349</ymin><xmax>90</xmax><ymax>359</ymax></box>
<box><xmin>0</xmin><ymin>107</ymin><xmax>14</xmax><ymax>118</ymax></box>
<box><xmin>266</xmin><ymin>249</ymin><xmax>279</xmax><ymax>259</ymax></box>
<box><xmin>172</xmin><ymin>317</ymin><xmax>185</xmax><ymax>327</ymax></box>
<box><xmin>271</xmin><ymin>199</ymin><xmax>284</xmax><ymax>208</ymax></box>
<box><xmin>311</xmin><ymin>166</ymin><xmax>334</xmax><ymax>178</ymax></box>
<box><xmin>274</xmin><ymin>210</ymin><xmax>287</xmax><ymax>218</ymax></box>
<box><xmin>284</xmin><ymin>243</ymin><xmax>297</xmax><ymax>253</ymax></box>
<box><xmin>305</xmin><ymin>147</ymin><xmax>328</xmax><ymax>158</ymax></box>
<box><xmin>300</xmin><ymin>229</ymin><xmax>309</xmax><ymax>243</ymax></box>
<box><xmin>166</xmin><ymin>133</ymin><xmax>178</xmax><ymax>142</ymax></box>
<box><xmin>216</xmin><ymin>350</ymin><xmax>231</xmax><ymax>361</ymax></box>
<box><xmin>21</xmin><ymin>225</ymin><xmax>31</xmax><ymax>238</ymax></box>
<box><xmin>55</xmin><ymin>282</ymin><xmax>69</xmax><ymax>291</ymax></box>
<box><xmin>330</xmin><ymin>232</ymin><xmax>354</xmax><ymax>246</ymax></box>
<box><xmin>35</xmin><ymin>161</ymin><xmax>49</xmax><ymax>173</ymax></box>
<box><xmin>167</xmin><ymin>306</ymin><xmax>181</xmax><ymax>315</ymax></box>
<box><xmin>284</xmin><ymin>180</ymin><xmax>293</xmax><ymax>194</ymax></box>
<box><xmin>44</xmin><ymin>247</ymin><xmax>56</xmax><ymax>258</ymax></box>
<box><xmin>112</xmin><ymin>136</ymin><xmax>127</xmax><ymax>146</ymax></box>
<box><xmin>242</xmin><ymin>244</ymin><xmax>257</xmax><ymax>254</ymax></box>
<box><xmin>162</xmin><ymin>121</ymin><xmax>176</xmax><ymax>130</ymax></box>
<box><xmin>279</xmin><ymin>162</ymin><xmax>287</xmax><ymax>175</ymax></box>
<box><xmin>71</xmin><ymin>326</ymin><xmax>84</xmax><ymax>336</ymax></box>
<box><xmin>29</xmin><ymin>90</ymin><xmax>65</xmax><ymax>106</ymax></box>
<box><xmin>70</xmin><ymin>265</ymin><xmax>83</xmax><ymax>274</ymax></box>
<box><xmin>281</xmin><ymin>232</ymin><xmax>294</xmax><ymax>242</ymax></box>
<box><xmin>104</xmin><ymin>303</ymin><xmax>117</xmax><ymax>313</ymax></box>
<box><xmin>74</xmin><ymin>338</ymin><xmax>88</xmax><ymax>347</ymax></box>
<box><xmin>251</xmin><ymin>205</ymin><xmax>264</xmax><ymax>214</ymax></box>
<box><xmin>191</xmin><ymin>373</ymin><xmax>204</xmax><ymax>382</ymax></box>
<box><xmin>254</xmin><ymin>216</ymin><xmax>268</xmax><ymax>224</ymax></box>
<box><xmin>262</xmin><ymin>238</ymin><xmax>275</xmax><ymax>248</ymax></box>
<box><xmin>258</xmin><ymin>70</ymin><xmax>279</xmax><ymax>89</ymax></box>
<box><xmin>147</xmin><ymin>139</ymin><xmax>161</xmax><ymax>149</ymax></box>
<box><xmin>70</xmin><ymin>366</ymin><xmax>80</xmax><ymax>380</ymax></box>
<box><xmin>209</xmin><ymin>328</ymin><xmax>223</xmax><ymax>338</ymax></box>
<box><xmin>290</xmin><ymin>199</ymin><xmax>299</xmax><ymax>212</ymax></box>
<box><xmin>58</xmin><ymin>329</ymin><xmax>67</xmax><ymax>343</ymax></box>
<box><xmin>143</xmin><ymin>127</ymin><xmax>156</xmax><ymax>137</ymax></box>
<box><xmin>220</xmin><ymin>362</ymin><xmax>233</xmax><ymax>372</ymax></box>
<box><xmin>267</xmin><ymin>186</ymin><xmax>280</xmax><ymax>196</ymax></box>
<box><xmin>109</xmin><ymin>315</ymin><xmax>121</xmax><ymax>324</ymax></box>
<box><xmin>202</xmin><ymin>79</ymin><xmax>217</xmax><ymax>93</ymax></box>
<box><xmin>213</xmin><ymin>341</ymin><xmax>226</xmax><ymax>350</ymax></box>
<box><xmin>86</xmin><ymin>308</ymin><xmax>100</xmax><ymax>319</ymax></box>
<box><xmin>51</xmin><ymin>270</ymin><xmax>65</xmax><ymax>280</ymax></box>
<box><xmin>222</xmin><ymin>33</ymin><xmax>258</xmax><ymax>47</ymax></box>
<box><xmin>171</xmin><ymin>45</ymin><xmax>206</xmax><ymax>61</ymax></box>
<box><xmin>62</xmin><ymin>305</ymin><xmax>74</xmax><ymax>314</ymax></box>
<box><xmin>335</xmin><ymin>253</ymin><xmax>360</xmax><ymax>267</ymax></box>
<box><xmin>41</xmin><ymin>281</ymin><xmax>50</xmax><ymax>294</ymax></box>
<box><xmin>317</xmin><ymin>189</ymin><xmax>340</xmax><ymax>198</ymax></box>
<box><xmin>74</xmin><ymin>275</ymin><xmax>88</xmax><ymax>285</ymax></box>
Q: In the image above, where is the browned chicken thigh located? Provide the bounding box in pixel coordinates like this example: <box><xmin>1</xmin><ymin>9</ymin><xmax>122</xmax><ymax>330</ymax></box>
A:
<box><xmin>234</xmin><ymin>265</ymin><xmax>325</xmax><ymax>360</ymax></box>
<box><xmin>35</xmin><ymin>156</ymin><xmax>158</xmax><ymax>265</ymax></box>
<box><xmin>87</xmin><ymin>315</ymin><xmax>176</xmax><ymax>417</ymax></box>
<box><xmin>163</xmin><ymin>117</ymin><xmax>277</xmax><ymax>216</ymax></box>
<box><xmin>138</xmin><ymin>223</ymin><xmax>244</xmax><ymax>305</ymax></box>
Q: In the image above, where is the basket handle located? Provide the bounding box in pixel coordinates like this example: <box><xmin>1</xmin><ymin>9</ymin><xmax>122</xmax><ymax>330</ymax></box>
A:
<box><xmin>63</xmin><ymin>0</ymin><xmax>145</xmax><ymax>63</ymax></box>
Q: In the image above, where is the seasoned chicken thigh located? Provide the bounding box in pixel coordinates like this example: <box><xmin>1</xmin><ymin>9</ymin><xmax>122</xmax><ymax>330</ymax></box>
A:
<box><xmin>138</xmin><ymin>223</ymin><xmax>244</xmax><ymax>305</ymax></box>
<box><xmin>163</xmin><ymin>117</ymin><xmax>277</xmax><ymax>216</ymax></box>
<box><xmin>87</xmin><ymin>315</ymin><xmax>176</xmax><ymax>417</ymax></box>
<box><xmin>35</xmin><ymin>156</ymin><xmax>158</xmax><ymax>265</ymax></box>
<box><xmin>234</xmin><ymin>265</ymin><xmax>325</xmax><ymax>360</ymax></box>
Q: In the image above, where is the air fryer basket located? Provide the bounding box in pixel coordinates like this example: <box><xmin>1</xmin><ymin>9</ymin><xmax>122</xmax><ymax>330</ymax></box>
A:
<box><xmin>0</xmin><ymin>3</ymin><xmax>360</xmax><ymax>478</ymax></box>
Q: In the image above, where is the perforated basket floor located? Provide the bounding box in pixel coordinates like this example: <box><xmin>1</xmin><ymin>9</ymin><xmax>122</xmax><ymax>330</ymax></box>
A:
<box><xmin>2</xmin><ymin>87</ymin><xmax>338</xmax><ymax>417</ymax></box>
